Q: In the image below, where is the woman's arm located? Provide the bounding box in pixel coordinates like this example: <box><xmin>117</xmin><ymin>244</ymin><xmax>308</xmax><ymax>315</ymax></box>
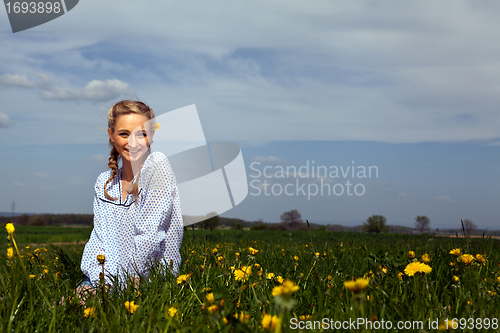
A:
<box><xmin>130</xmin><ymin>153</ymin><xmax>184</xmax><ymax>276</ymax></box>
<box><xmin>80</xmin><ymin>193</ymin><xmax>107</xmax><ymax>285</ymax></box>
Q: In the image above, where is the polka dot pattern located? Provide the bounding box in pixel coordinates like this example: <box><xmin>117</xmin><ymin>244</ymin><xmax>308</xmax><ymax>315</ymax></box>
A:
<box><xmin>80</xmin><ymin>152</ymin><xmax>183</xmax><ymax>286</ymax></box>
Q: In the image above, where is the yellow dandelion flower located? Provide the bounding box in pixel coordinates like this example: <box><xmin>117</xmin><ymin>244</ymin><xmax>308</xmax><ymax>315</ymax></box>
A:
<box><xmin>207</xmin><ymin>305</ymin><xmax>219</xmax><ymax>313</ymax></box>
<box><xmin>344</xmin><ymin>278</ymin><xmax>370</xmax><ymax>293</ymax></box>
<box><xmin>235</xmin><ymin>252</ymin><xmax>240</xmax><ymax>257</ymax></box>
<box><xmin>234</xmin><ymin>311</ymin><xmax>250</xmax><ymax>323</ymax></box>
<box><xmin>217</xmin><ymin>256</ymin><xmax>223</xmax><ymax>261</ymax></box>
<box><xmin>327</xmin><ymin>275</ymin><xmax>332</xmax><ymax>280</ymax></box>
<box><xmin>267</xmin><ymin>272</ymin><xmax>275</xmax><ymax>280</ymax></box>
<box><xmin>293</xmin><ymin>256</ymin><xmax>299</xmax><ymax>261</ymax></box>
<box><xmin>5</xmin><ymin>223</ymin><xmax>15</xmax><ymax>235</ymax></box>
<box><xmin>211</xmin><ymin>248</ymin><xmax>218</xmax><ymax>254</ymax></box>
<box><xmin>254</xmin><ymin>263</ymin><xmax>260</xmax><ymax>268</ymax></box>
<box><xmin>6</xmin><ymin>247</ymin><xmax>14</xmax><ymax>260</ymax></box>
<box><xmin>261</xmin><ymin>313</ymin><xmax>280</xmax><ymax>331</ymax></box>
<box><xmin>488</xmin><ymin>290</ymin><xmax>496</xmax><ymax>297</ymax></box>
<box><xmin>223</xmin><ymin>317</ymin><xmax>228</xmax><ymax>324</ymax></box>
<box><xmin>124</xmin><ymin>301</ymin><xmax>139</xmax><ymax>314</ymax></box>
<box><xmin>272</xmin><ymin>279</ymin><xmax>299</xmax><ymax>297</ymax></box>
<box><xmin>459</xmin><ymin>254</ymin><xmax>474</xmax><ymax>265</ymax></box>
<box><xmin>153</xmin><ymin>123</ymin><xmax>160</xmax><ymax>131</ymax></box>
<box><xmin>205</xmin><ymin>293</ymin><xmax>214</xmax><ymax>304</ymax></box>
<box><xmin>299</xmin><ymin>315</ymin><xmax>313</xmax><ymax>320</ymax></box>
<box><xmin>452</xmin><ymin>276</ymin><xmax>460</xmax><ymax>283</ymax></box>
<box><xmin>381</xmin><ymin>267</ymin><xmax>388</xmax><ymax>274</ymax></box>
<box><xmin>29</xmin><ymin>274</ymin><xmax>35</xmax><ymax>279</ymax></box>
<box><xmin>449</xmin><ymin>261</ymin><xmax>457</xmax><ymax>267</ymax></box>
<box><xmin>43</xmin><ymin>269</ymin><xmax>48</xmax><ymax>275</ymax></box>
<box><xmin>249</xmin><ymin>247</ymin><xmax>258</xmax><ymax>255</ymax></box>
<box><xmin>404</xmin><ymin>262</ymin><xmax>432</xmax><ymax>276</ymax></box>
<box><xmin>475</xmin><ymin>254</ymin><xmax>486</xmax><ymax>265</ymax></box>
<box><xmin>421</xmin><ymin>253</ymin><xmax>430</xmax><ymax>264</ymax></box>
<box><xmin>496</xmin><ymin>276</ymin><xmax>500</xmax><ymax>283</ymax></box>
<box><xmin>449</xmin><ymin>248</ymin><xmax>461</xmax><ymax>256</ymax></box>
<box><xmin>84</xmin><ymin>307</ymin><xmax>96</xmax><ymax>318</ymax></box>
<box><xmin>167</xmin><ymin>307</ymin><xmax>178</xmax><ymax>317</ymax></box>
<box><xmin>315</xmin><ymin>252</ymin><xmax>320</xmax><ymax>257</ymax></box>
<box><xmin>408</xmin><ymin>251</ymin><xmax>415</xmax><ymax>259</ymax></box>
<box><xmin>276</xmin><ymin>275</ymin><xmax>284</xmax><ymax>284</ymax></box>
<box><xmin>177</xmin><ymin>273</ymin><xmax>191</xmax><ymax>284</ymax></box>
<box><xmin>234</xmin><ymin>266</ymin><xmax>251</xmax><ymax>282</ymax></box>
<box><xmin>397</xmin><ymin>272</ymin><xmax>404</xmax><ymax>280</ymax></box>
<box><xmin>96</xmin><ymin>254</ymin><xmax>105</xmax><ymax>265</ymax></box>
<box><xmin>438</xmin><ymin>319</ymin><xmax>452</xmax><ymax>331</ymax></box>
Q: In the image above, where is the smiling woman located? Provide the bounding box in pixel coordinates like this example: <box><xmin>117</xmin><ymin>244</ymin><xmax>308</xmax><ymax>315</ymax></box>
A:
<box><xmin>77</xmin><ymin>100</ymin><xmax>183</xmax><ymax>303</ymax></box>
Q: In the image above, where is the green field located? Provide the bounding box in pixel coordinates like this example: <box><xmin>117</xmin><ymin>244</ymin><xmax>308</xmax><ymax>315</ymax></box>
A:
<box><xmin>1</xmin><ymin>226</ymin><xmax>499</xmax><ymax>332</ymax></box>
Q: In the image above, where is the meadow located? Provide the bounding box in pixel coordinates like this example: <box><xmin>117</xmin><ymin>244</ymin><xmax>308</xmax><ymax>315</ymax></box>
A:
<box><xmin>1</xmin><ymin>225</ymin><xmax>499</xmax><ymax>332</ymax></box>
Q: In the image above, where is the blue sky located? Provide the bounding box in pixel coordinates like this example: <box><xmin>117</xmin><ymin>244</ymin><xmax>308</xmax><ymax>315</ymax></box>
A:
<box><xmin>1</xmin><ymin>1</ymin><xmax>499</xmax><ymax>229</ymax></box>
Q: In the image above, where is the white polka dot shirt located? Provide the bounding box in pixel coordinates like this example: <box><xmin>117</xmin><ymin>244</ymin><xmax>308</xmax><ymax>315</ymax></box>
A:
<box><xmin>80</xmin><ymin>152</ymin><xmax>183</xmax><ymax>286</ymax></box>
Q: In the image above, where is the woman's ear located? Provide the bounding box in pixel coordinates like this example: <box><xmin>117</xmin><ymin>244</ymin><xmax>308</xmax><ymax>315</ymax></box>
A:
<box><xmin>108</xmin><ymin>128</ymin><xmax>114</xmax><ymax>143</ymax></box>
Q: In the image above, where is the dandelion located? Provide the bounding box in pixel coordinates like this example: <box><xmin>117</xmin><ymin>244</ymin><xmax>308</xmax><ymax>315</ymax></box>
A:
<box><xmin>202</xmin><ymin>287</ymin><xmax>211</xmax><ymax>292</ymax></box>
<box><xmin>381</xmin><ymin>266</ymin><xmax>388</xmax><ymax>274</ymax></box>
<box><xmin>344</xmin><ymin>278</ymin><xmax>370</xmax><ymax>293</ymax></box>
<box><xmin>167</xmin><ymin>307</ymin><xmax>178</xmax><ymax>317</ymax></box>
<box><xmin>261</xmin><ymin>313</ymin><xmax>280</xmax><ymax>331</ymax></box>
<box><xmin>408</xmin><ymin>251</ymin><xmax>415</xmax><ymax>259</ymax></box>
<box><xmin>488</xmin><ymin>291</ymin><xmax>496</xmax><ymax>297</ymax></box>
<box><xmin>249</xmin><ymin>247</ymin><xmax>258</xmax><ymax>255</ymax></box>
<box><xmin>211</xmin><ymin>248</ymin><xmax>218</xmax><ymax>254</ymax></box>
<box><xmin>234</xmin><ymin>266</ymin><xmax>251</xmax><ymax>282</ymax></box>
<box><xmin>6</xmin><ymin>247</ymin><xmax>14</xmax><ymax>260</ymax></box>
<box><xmin>293</xmin><ymin>256</ymin><xmax>299</xmax><ymax>261</ymax></box>
<box><xmin>449</xmin><ymin>248</ymin><xmax>461</xmax><ymax>256</ymax></box>
<box><xmin>267</xmin><ymin>272</ymin><xmax>275</xmax><ymax>280</ymax></box>
<box><xmin>315</xmin><ymin>252</ymin><xmax>320</xmax><ymax>257</ymax></box>
<box><xmin>205</xmin><ymin>293</ymin><xmax>214</xmax><ymax>304</ymax></box>
<box><xmin>452</xmin><ymin>276</ymin><xmax>460</xmax><ymax>283</ymax></box>
<box><xmin>207</xmin><ymin>305</ymin><xmax>219</xmax><ymax>313</ymax></box>
<box><xmin>299</xmin><ymin>315</ymin><xmax>313</xmax><ymax>320</ymax></box>
<box><xmin>177</xmin><ymin>273</ymin><xmax>191</xmax><ymax>284</ymax></box>
<box><xmin>459</xmin><ymin>254</ymin><xmax>474</xmax><ymax>265</ymax></box>
<box><xmin>404</xmin><ymin>262</ymin><xmax>432</xmax><ymax>276</ymax></box>
<box><xmin>29</xmin><ymin>275</ymin><xmax>35</xmax><ymax>279</ymax></box>
<box><xmin>43</xmin><ymin>269</ymin><xmax>48</xmax><ymax>275</ymax></box>
<box><xmin>84</xmin><ymin>307</ymin><xmax>96</xmax><ymax>318</ymax></box>
<box><xmin>276</xmin><ymin>275</ymin><xmax>284</xmax><ymax>284</ymax></box>
<box><xmin>217</xmin><ymin>256</ymin><xmax>223</xmax><ymax>262</ymax></box>
<box><xmin>438</xmin><ymin>319</ymin><xmax>452</xmax><ymax>331</ymax></box>
<box><xmin>234</xmin><ymin>311</ymin><xmax>250</xmax><ymax>323</ymax></box>
<box><xmin>5</xmin><ymin>223</ymin><xmax>15</xmax><ymax>236</ymax></box>
<box><xmin>235</xmin><ymin>252</ymin><xmax>240</xmax><ymax>258</ymax></box>
<box><xmin>272</xmin><ymin>279</ymin><xmax>299</xmax><ymax>297</ymax></box>
<box><xmin>327</xmin><ymin>275</ymin><xmax>332</xmax><ymax>280</ymax></box>
<box><xmin>124</xmin><ymin>301</ymin><xmax>139</xmax><ymax>314</ymax></box>
<box><xmin>421</xmin><ymin>253</ymin><xmax>430</xmax><ymax>264</ymax></box>
<box><xmin>496</xmin><ymin>276</ymin><xmax>500</xmax><ymax>283</ymax></box>
<box><xmin>96</xmin><ymin>254</ymin><xmax>105</xmax><ymax>265</ymax></box>
<box><xmin>476</xmin><ymin>254</ymin><xmax>486</xmax><ymax>265</ymax></box>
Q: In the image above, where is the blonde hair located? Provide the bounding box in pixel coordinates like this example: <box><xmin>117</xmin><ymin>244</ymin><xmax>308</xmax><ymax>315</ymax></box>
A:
<box><xmin>104</xmin><ymin>100</ymin><xmax>155</xmax><ymax>201</ymax></box>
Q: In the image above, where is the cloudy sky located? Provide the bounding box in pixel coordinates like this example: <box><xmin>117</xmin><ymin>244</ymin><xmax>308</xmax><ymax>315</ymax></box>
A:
<box><xmin>1</xmin><ymin>1</ymin><xmax>499</xmax><ymax>229</ymax></box>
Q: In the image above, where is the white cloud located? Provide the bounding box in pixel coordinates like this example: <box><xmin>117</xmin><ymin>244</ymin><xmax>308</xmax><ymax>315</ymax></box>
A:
<box><xmin>34</xmin><ymin>172</ymin><xmax>48</xmax><ymax>178</ymax></box>
<box><xmin>40</xmin><ymin>79</ymin><xmax>130</xmax><ymax>102</ymax></box>
<box><xmin>250</xmin><ymin>156</ymin><xmax>287</xmax><ymax>165</ymax></box>
<box><xmin>0</xmin><ymin>112</ymin><xmax>10</xmax><ymax>128</ymax></box>
<box><xmin>0</xmin><ymin>74</ymin><xmax>36</xmax><ymax>89</ymax></box>
<box><xmin>437</xmin><ymin>195</ymin><xmax>452</xmax><ymax>202</ymax></box>
<box><xmin>13</xmin><ymin>181</ymin><xmax>26</xmax><ymax>187</ymax></box>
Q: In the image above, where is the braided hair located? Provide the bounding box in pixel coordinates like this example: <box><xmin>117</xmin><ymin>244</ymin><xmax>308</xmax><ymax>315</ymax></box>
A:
<box><xmin>104</xmin><ymin>100</ymin><xmax>155</xmax><ymax>201</ymax></box>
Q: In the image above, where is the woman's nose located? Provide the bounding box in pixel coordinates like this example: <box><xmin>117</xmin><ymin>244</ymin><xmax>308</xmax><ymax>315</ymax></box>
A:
<box><xmin>128</xmin><ymin>135</ymin><xmax>137</xmax><ymax>147</ymax></box>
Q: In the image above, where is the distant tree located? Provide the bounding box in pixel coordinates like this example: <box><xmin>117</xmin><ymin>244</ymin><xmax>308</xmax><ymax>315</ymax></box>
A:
<box><xmin>462</xmin><ymin>219</ymin><xmax>477</xmax><ymax>237</ymax></box>
<box><xmin>232</xmin><ymin>221</ymin><xmax>244</xmax><ymax>230</ymax></box>
<box><xmin>197</xmin><ymin>212</ymin><xmax>221</xmax><ymax>230</ymax></box>
<box><xmin>362</xmin><ymin>215</ymin><xmax>388</xmax><ymax>233</ymax></box>
<box><xmin>415</xmin><ymin>215</ymin><xmax>431</xmax><ymax>234</ymax></box>
<box><xmin>280</xmin><ymin>210</ymin><xmax>303</xmax><ymax>229</ymax></box>
<box><xmin>28</xmin><ymin>215</ymin><xmax>46</xmax><ymax>226</ymax></box>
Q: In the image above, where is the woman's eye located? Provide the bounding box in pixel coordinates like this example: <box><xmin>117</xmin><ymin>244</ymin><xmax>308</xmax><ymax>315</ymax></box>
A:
<box><xmin>119</xmin><ymin>133</ymin><xmax>128</xmax><ymax>137</ymax></box>
<box><xmin>137</xmin><ymin>133</ymin><xmax>146</xmax><ymax>138</ymax></box>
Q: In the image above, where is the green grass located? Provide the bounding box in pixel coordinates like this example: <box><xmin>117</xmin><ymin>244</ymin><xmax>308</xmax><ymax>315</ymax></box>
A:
<box><xmin>1</xmin><ymin>227</ymin><xmax>499</xmax><ymax>332</ymax></box>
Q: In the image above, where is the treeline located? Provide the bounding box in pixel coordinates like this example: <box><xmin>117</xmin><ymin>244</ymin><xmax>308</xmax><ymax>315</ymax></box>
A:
<box><xmin>0</xmin><ymin>214</ymin><xmax>93</xmax><ymax>226</ymax></box>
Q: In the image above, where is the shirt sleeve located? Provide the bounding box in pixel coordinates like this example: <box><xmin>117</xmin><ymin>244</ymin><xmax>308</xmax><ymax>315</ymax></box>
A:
<box><xmin>130</xmin><ymin>153</ymin><xmax>184</xmax><ymax>276</ymax></box>
<box><xmin>80</xmin><ymin>191</ymin><xmax>106</xmax><ymax>286</ymax></box>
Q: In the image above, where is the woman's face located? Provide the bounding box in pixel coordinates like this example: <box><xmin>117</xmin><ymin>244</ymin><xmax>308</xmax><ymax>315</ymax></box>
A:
<box><xmin>108</xmin><ymin>113</ymin><xmax>152</xmax><ymax>165</ymax></box>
